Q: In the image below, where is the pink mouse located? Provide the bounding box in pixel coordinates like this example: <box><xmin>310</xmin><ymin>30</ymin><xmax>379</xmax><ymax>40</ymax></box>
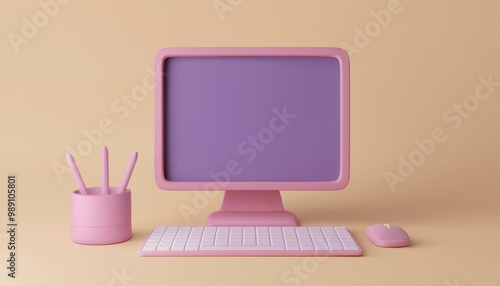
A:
<box><xmin>366</xmin><ymin>224</ymin><xmax>411</xmax><ymax>248</ymax></box>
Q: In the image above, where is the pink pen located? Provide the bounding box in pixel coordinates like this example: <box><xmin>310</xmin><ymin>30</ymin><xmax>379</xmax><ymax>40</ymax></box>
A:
<box><xmin>102</xmin><ymin>147</ymin><xmax>109</xmax><ymax>195</ymax></box>
<box><xmin>117</xmin><ymin>152</ymin><xmax>138</xmax><ymax>193</ymax></box>
<box><xmin>66</xmin><ymin>153</ymin><xmax>88</xmax><ymax>195</ymax></box>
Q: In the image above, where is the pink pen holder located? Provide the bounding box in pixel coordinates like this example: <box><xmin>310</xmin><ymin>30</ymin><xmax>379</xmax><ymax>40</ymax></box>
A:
<box><xmin>71</xmin><ymin>187</ymin><xmax>132</xmax><ymax>245</ymax></box>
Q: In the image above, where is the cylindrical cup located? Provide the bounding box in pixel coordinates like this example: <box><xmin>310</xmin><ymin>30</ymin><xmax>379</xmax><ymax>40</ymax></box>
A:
<box><xmin>71</xmin><ymin>187</ymin><xmax>131</xmax><ymax>245</ymax></box>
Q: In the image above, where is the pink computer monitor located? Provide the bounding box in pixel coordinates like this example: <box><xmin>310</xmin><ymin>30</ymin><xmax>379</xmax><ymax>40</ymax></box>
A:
<box><xmin>155</xmin><ymin>47</ymin><xmax>350</xmax><ymax>226</ymax></box>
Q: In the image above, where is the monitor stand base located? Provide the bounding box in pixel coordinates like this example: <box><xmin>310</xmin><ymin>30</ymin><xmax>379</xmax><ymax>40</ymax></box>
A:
<box><xmin>206</xmin><ymin>190</ymin><xmax>299</xmax><ymax>227</ymax></box>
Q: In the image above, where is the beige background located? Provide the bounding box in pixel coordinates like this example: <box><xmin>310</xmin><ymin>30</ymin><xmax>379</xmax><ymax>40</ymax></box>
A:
<box><xmin>1</xmin><ymin>0</ymin><xmax>500</xmax><ymax>285</ymax></box>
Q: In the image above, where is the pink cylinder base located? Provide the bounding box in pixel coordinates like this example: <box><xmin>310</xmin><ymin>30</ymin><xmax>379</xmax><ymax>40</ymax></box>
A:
<box><xmin>71</xmin><ymin>187</ymin><xmax>131</xmax><ymax>245</ymax></box>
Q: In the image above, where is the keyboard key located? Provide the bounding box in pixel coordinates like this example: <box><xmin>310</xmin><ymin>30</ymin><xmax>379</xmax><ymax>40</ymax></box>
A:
<box><xmin>200</xmin><ymin>245</ymin><xmax>286</xmax><ymax>251</ymax></box>
<box><xmin>139</xmin><ymin>226</ymin><xmax>362</xmax><ymax>257</ymax></box>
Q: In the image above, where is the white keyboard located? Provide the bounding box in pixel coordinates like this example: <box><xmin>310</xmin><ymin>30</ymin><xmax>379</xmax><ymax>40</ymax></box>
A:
<box><xmin>139</xmin><ymin>226</ymin><xmax>362</xmax><ymax>257</ymax></box>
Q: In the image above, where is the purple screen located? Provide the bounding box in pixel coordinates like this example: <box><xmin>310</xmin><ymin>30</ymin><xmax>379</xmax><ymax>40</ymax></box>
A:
<box><xmin>164</xmin><ymin>56</ymin><xmax>341</xmax><ymax>182</ymax></box>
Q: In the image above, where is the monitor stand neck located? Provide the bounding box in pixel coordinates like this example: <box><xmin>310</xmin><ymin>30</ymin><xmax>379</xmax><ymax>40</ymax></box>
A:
<box><xmin>206</xmin><ymin>190</ymin><xmax>299</xmax><ymax>226</ymax></box>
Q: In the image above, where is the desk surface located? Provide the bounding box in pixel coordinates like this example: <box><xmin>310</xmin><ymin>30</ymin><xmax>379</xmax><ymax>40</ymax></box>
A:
<box><xmin>1</xmin><ymin>1</ymin><xmax>499</xmax><ymax>285</ymax></box>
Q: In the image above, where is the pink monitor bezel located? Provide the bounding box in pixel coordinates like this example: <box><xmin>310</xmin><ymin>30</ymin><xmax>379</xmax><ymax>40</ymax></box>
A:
<box><xmin>154</xmin><ymin>47</ymin><xmax>350</xmax><ymax>191</ymax></box>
